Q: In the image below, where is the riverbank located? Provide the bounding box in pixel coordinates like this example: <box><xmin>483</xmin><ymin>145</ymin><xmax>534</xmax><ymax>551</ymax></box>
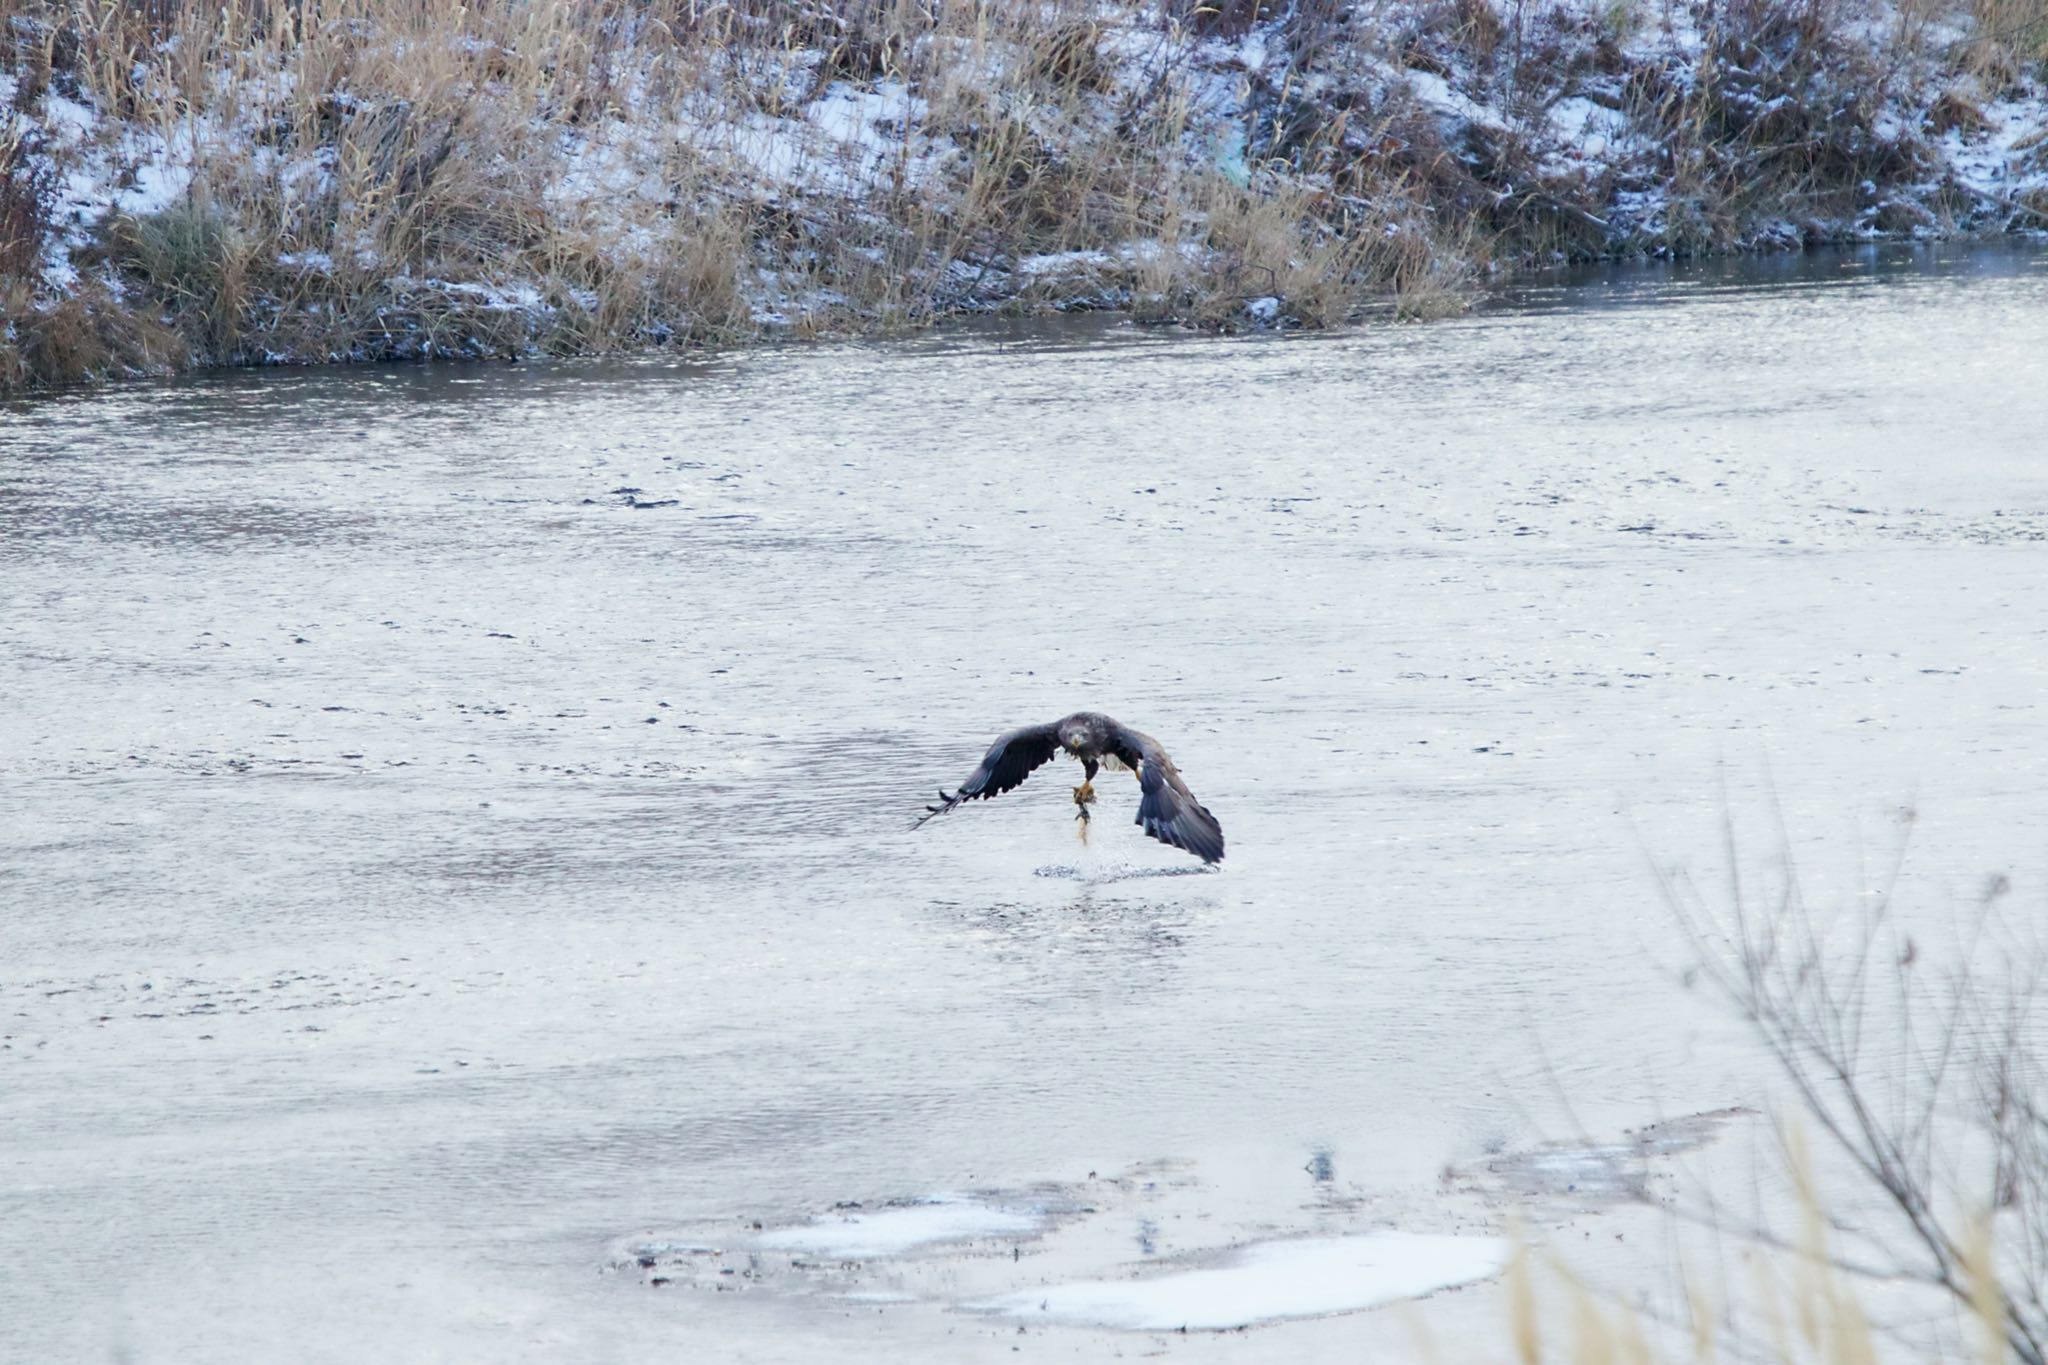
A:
<box><xmin>4</xmin><ymin>0</ymin><xmax>2046</xmax><ymax>393</ymax></box>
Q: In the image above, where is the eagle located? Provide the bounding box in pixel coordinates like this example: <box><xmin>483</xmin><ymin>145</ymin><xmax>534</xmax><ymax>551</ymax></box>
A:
<box><xmin>914</xmin><ymin>711</ymin><xmax>1224</xmax><ymax>864</ymax></box>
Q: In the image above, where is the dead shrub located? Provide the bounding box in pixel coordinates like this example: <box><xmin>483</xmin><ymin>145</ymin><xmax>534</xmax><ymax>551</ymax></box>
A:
<box><xmin>1661</xmin><ymin>814</ymin><xmax>2048</xmax><ymax>1365</ymax></box>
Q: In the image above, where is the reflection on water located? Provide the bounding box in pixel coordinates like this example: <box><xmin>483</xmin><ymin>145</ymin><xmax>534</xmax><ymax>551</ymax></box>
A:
<box><xmin>5</xmin><ymin>244</ymin><xmax>2048</xmax><ymax>1362</ymax></box>
<box><xmin>1491</xmin><ymin>236</ymin><xmax>2048</xmax><ymax>311</ymax></box>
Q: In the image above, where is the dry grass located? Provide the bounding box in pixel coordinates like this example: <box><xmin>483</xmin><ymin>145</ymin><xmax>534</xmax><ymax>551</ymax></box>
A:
<box><xmin>1509</xmin><ymin>810</ymin><xmax>2048</xmax><ymax>1364</ymax></box>
<box><xmin>1506</xmin><ymin>1140</ymin><xmax>2021</xmax><ymax>1364</ymax></box>
<box><xmin>2</xmin><ymin>0</ymin><xmax>2043</xmax><ymax>390</ymax></box>
<box><xmin>0</xmin><ymin>106</ymin><xmax>50</xmax><ymax>281</ymax></box>
<box><xmin>0</xmin><ymin>0</ymin><xmax>1479</xmax><ymax>390</ymax></box>
<box><xmin>1965</xmin><ymin>0</ymin><xmax>2048</xmax><ymax>78</ymax></box>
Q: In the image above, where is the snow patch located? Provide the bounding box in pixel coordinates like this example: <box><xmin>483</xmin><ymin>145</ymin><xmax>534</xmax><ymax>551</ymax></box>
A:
<box><xmin>1547</xmin><ymin>96</ymin><xmax>1628</xmax><ymax>160</ymax></box>
<box><xmin>1015</xmin><ymin>248</ymin><xmax>1115</xmax><ymax>278</ymax></box>
<box><xmin>1399</xmin><ymin>68</ymin><xmax>1501</xmax><ymax>130</ymax></box>
<box><xmin>973</xmin><ymin>1232</ymin><xmax>1510</xmax><ymax>1330</ymax></box>
<box><xmin>700</xmin><ymin>77</ymin><xmax>945</xmax><ymax>197</ymax></box>
<box><xmin>438</xmin><ymin>279</ymin><xmax>547</xmax><ymax>312</ymax></box>
<box><xmin>31</xmin><ymin>89</ymin><xmax>200</xmax><ymax>290</ymax></box>
<box><xmin>1940</xmin><ymin>94</ymin><xmax>2048</xmax><ymax>205</ymax></box>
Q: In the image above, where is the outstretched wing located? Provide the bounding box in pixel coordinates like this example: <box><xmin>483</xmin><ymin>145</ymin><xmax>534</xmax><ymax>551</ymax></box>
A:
<box><xmin>1107</xmin><ymin>723</ymin><xmax>1225</xmax><ymax>864</ymax></box>
<box><xmin>914</xmin><ymin>722</ymin><xmax>1062</xmax><ymax>828</ymax></box>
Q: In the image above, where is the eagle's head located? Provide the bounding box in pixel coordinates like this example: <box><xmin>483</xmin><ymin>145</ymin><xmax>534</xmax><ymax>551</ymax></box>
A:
<box><xmin>1058</xmin><ymin>717</ymin><xmax>1099</xmax><ymax>754</ymax></box>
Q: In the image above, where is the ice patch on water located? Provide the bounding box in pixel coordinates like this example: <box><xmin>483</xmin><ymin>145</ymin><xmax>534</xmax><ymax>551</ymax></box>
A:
<box><xmin>1446</xmin><ymin>1108</ymin><xmax>1757</xmax><ymax>1211</ymax></box>
<box><xmin>751</xmin><ymin>1196</ymin><xmax>1045</xmax><ymax>1258</ymax></box>
<box><xmin>972</xmin><ymin>1232</ymin><xmax>1509</xmax><ymax>1330</ymax></box>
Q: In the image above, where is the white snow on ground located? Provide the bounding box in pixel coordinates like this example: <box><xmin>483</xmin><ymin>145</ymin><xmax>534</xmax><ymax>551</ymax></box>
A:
<box><xmin>547</xmin><ymin>124</ymin><xmax>668</xmax><ymax>215</ymax></box>
<box><xmin>436</xmin><ymin>279</ymin><xmax>549</xmax><ymax>311</ymax></box>
<box><xmin>28</xmin><ymin>90</ymin><xmax>200</xmax><ymax>290</ymax></box>
<box><xmin>703</xmin><ymin>77</ymin><xmax>947</xmax><ymax>197</ymax></box>
<box><xmin>1547</xmin><ymin>95</ymin><xmax>1631</xmax><ymax>162</ymax></box>
<box><xmin>1013</xmin><ymin>238</ymin><xmax>1208</xmax><ymax>281</ymax></box>
<box><xmin>973</xmin><ymin>1232</ymin><xmax>1510</xmax><ymax>1330</ymax></box>
<box><xmin>1397</xmin><ymin>67</ymin><xmax>1503</xmax><ymax>131</ymax></box>
<box><xmin>1014</xmin><ymin>248</ymin><xmax>1116</xmax><ymax>277</ymax></box>
<box><xmin>1941</xmin><ymin>93</ymin><xmax>2048</xmax><ymax>203</ymax></box>
<box><xmin>750</xmin><ymin>1196</ymin><xmax>1047</xmax><ymax>1258</ymax></box>
<box><xmin>1621</xmin><ymin>2</ymin><xmax>1707</xmax><ymax>63</ymax></box>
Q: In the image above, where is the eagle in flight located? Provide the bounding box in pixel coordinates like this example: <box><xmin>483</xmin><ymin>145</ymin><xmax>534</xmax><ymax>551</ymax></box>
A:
<box><xmin>914</xmin><ymin>711</ymin><xmax>1224</xmax><ymax>864</ymax></box>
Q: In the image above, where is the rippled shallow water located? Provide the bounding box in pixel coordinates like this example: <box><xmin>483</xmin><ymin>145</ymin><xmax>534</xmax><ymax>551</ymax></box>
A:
<box><xmin>5</xmin><ymin>243</ymin><xmax>2048</xmax><ymax>1361</ymax></box>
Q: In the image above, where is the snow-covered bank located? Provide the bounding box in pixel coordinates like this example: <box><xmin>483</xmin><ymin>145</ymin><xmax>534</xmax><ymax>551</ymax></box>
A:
<box><xmin>3</xmin><ymin>0</ymin><xmax>2045</xmax><ymax>391</ymax></box>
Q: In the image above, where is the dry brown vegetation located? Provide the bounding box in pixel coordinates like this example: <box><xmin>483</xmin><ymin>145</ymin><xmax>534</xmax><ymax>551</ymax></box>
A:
<box><xmin>1</xmin><ymin>0</ymin><xmax>2044</xmax><ymax>392</ymax></box>
<box><xmin>1661</xmin><ymin>822</ymin><xmax>2048</xmax><ymax>1363</ymax></box>
<box><xmin>0</xmin><ymin>0</ymin><xmax>1469</xmax><ymax>389</ymax></box>
<box><xmin>1498</xmin><ymin>814</ymin><xmax>2048</xmax><ymax>1363</ymax></box>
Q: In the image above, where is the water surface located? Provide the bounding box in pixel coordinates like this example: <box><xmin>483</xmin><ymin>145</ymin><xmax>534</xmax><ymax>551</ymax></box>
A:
<box><xmin>5</xmin><ymin>243</ymin><xmax>2048</xmax><ymax>1361</ymax></box>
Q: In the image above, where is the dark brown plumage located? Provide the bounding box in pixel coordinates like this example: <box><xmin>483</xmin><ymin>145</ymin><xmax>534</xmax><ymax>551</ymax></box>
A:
<box><xmin>914</xmin><ymin>711</ymin><xmax>1224</xmax><ymax>864</ymax></box>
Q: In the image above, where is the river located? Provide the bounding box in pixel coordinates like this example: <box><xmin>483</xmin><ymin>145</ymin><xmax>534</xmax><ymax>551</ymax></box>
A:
<box><xmin>5</xmin><ymin>243</ymin><xmax>2047</xmax><ymax>1362</ymax></box>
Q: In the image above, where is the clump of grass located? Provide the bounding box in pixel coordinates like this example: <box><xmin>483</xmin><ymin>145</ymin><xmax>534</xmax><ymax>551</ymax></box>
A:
<box><xmin>1965</xmin><ymin>0</ymin><xmax>2048</xmax><ymax>79</ymax></box>
<box><xmin>0</xmin><ymin>279</ymin><xmax>184</xmax><ymax>393</ymax></box>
